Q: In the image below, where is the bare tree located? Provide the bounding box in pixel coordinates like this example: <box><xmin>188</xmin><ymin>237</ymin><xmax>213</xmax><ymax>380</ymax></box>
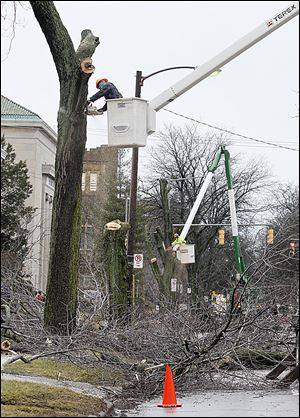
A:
<box><xmin>257</xmin><ymin>184</ymin><xmax>299</xmax><ymax>310</ymax></box>
<box><xmin>142</xmin><ymin>124</ymin><xmax>273</xmax><ymax>301</ymax></box>
<box><xmin>1</xmin><ymin>1</ymin><xmax>30</xmax><ymax>60</ymax></box>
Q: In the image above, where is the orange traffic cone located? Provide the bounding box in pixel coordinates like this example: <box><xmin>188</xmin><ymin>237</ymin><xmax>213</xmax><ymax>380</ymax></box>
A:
<box><xmin>157</xmin><ymin>364</ymin><xmax>182</xmax><ymax>408</ymax></box>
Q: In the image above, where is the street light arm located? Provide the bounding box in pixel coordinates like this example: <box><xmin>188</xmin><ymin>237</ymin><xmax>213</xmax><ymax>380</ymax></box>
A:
<box><xmin>141</xmin><ymin>66</ymin><xmax>196</xmax><ymax>85</ymax></box>
<box><xmin>149</xmin><ymin>2</ymin><xmax>299</xmax><ymax>111</ymax></box>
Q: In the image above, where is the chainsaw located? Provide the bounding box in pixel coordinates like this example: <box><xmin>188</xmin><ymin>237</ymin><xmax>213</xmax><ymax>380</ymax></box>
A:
<box><xmin>85</xmin><ymin>104</ymin><xmax>103</xmax><ymax>116</ymax></box>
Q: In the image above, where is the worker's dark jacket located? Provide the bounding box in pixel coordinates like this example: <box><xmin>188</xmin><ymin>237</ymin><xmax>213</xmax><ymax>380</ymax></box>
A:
<box><xmin>89</xmin><ymin>82</ymin><xmax>122</xmax><ymax>102</ymax></box>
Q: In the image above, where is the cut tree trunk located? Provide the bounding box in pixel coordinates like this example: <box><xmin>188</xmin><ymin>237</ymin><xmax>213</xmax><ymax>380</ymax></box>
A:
<box><xmin>103</xmin><ymin>220</ymin><xmax>130</xmax><ymax>319</ymax></box>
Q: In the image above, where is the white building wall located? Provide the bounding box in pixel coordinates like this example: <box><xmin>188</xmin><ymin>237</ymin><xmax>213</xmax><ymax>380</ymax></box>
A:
<box><xmin>1</xmin><ymin>122</ymin><xmax>57</xmax><ymax>292</ymax></box>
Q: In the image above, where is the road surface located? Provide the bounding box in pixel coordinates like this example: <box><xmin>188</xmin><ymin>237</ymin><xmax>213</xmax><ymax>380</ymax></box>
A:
<box><xmin>125</xmin><ymin>388</ymin><xmax>299</xmax><ymax>417</ymax></box>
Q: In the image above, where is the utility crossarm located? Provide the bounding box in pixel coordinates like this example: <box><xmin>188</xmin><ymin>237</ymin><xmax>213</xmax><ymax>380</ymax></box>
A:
<box><xmin>149</xmin><ymin>2</ymin><xmax>299</xmax><ymax>112</ymax></box>
<box><xmin>173</xmin><ymin>145</ymin><xmax>246</xmax><ymax>280</ymax></box>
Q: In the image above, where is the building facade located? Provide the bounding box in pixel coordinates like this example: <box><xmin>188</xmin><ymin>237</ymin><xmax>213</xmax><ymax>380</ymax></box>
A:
<box><xmin>81</xmin><ymin>145</ymin><xmax>118</xmax><ymax>248</ymax></box>
<box><xmin>80</xmin><ymin>146</ymin><xmax>118</xmax><ymax>288</ymax></box>
<box><xmin>1</xmin><ymin>95</ymin><xmax>57</xmax><ymax>292</ymax></box>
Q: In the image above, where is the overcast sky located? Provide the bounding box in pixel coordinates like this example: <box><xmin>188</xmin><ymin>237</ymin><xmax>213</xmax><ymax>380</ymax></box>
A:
<box><xmin>1</xmin><ymin>1</ymin><xmax>299</xmax><ymax>185</ymax></box>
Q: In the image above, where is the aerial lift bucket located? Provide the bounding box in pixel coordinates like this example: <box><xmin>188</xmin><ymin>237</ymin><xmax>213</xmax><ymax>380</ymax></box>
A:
<box><xmin>176</xmin><ymin>244</ymin><xmax>195</xmax><ymax>264</ymax></box>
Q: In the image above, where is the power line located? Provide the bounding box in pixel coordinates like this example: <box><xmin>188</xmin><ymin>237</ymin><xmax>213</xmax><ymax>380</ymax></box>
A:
<box><xmin>163</xmin><ymin>109</ymin><xmax>299</xmax><ymax>152</ymax></box>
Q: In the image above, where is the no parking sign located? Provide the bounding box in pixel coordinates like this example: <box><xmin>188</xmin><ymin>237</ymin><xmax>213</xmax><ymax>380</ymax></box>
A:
<box><xmin>133</xmin><ymin>253</ymin><xmax>143</xmax><ymax>268</ymax></box>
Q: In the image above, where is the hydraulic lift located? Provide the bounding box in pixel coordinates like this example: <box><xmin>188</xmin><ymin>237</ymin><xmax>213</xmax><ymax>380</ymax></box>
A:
<box><xmin>172</xmin><ymin>144</ymin><xmax>246</xmax><ymax>283</ymax></box>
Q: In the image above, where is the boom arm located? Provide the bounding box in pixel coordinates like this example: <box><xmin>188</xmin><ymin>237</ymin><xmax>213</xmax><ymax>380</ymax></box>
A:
<box><xmin>149</xmin><ymin>2</ymin><xmax>299</xmax><ymax>112</ymax></box>
<box><xmin>174</xmin><ymin>145</ymin><xmax>246</xmax><ymax>279</ymax></box>
<box><xmin>176</xmin><ymin>147</ymin><xmax>223</xmax><ymax>244</ymax></box>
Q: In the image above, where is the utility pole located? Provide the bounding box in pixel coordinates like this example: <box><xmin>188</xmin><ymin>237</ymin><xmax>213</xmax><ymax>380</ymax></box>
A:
<box><xmin>127</xmin><ymin>70</ymin><xmax>142</xmax><ymax>310</ymax></box>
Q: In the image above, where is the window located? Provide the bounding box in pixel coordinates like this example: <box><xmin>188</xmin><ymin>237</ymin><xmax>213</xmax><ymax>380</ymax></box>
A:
<box><xmin>90</xmin><ymin>173</ymin><xmax>97</xmax><ymax>191</ymax></box>
<box><xmin>47</xmin><ymin>177</ymin><xmax>55</xmax><ymax>189</ymax></box>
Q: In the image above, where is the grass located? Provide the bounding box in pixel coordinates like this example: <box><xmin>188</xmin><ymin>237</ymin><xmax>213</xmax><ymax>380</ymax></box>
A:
<box><xmin>6</xmin><ymin>357</ymin><xmax>124</xmax><ymax>386</ymax></box>
<box><xmin>1</xmin><ymin>380</ymin><xmax>106</xmax><ymax>417</ymax></box>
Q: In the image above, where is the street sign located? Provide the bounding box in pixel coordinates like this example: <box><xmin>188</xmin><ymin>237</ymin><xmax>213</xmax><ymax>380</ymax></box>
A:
<box><xmin>171</xmin><ymin>278</ymin><xmax>177</xmax><ymax>292</ymax></box>
<box><xmin>133</xmin><ymin>253</ymin><xmax>143</xmax><ymax>268</ymax></box>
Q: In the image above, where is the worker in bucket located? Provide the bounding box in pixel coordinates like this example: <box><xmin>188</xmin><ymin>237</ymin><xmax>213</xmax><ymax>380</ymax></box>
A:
<box><xmin>86</xmin><ymin>77</ymin><xmax>122</xmax><ymax>115</ymax></box>
<box><xmin>171</xmin><ymin>233</ymin><xmax>186</xmax><ymax>251</ymax></box>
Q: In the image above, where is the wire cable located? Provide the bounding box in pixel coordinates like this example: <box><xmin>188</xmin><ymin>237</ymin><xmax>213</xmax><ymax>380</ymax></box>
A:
<box><xmin>163</xmin><ymin>109</ymin><xmax>299</xmax><ymax>152</ymax></box>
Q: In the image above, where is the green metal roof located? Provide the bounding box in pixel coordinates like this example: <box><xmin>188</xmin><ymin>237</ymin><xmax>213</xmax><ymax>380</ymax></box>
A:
<box><xmin>1</xmin><ymin>95</ymin><xmax>42</xmax><ymax>121</ymax></box>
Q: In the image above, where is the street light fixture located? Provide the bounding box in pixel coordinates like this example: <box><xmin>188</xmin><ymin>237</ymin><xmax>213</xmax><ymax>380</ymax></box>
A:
<box><xmin>209</xmin><ymin>69</ymin><xmax>222</xmax><ymax>77</ymax></box>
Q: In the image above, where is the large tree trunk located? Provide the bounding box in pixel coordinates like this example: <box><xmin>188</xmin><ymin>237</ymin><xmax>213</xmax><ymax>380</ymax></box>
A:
<box><xmin>103</xmin><ymin>220</ymin><xmax>130</xmax><ymax>319</ymax></box>
<box><xmin>147</xmin><ymin>179</ymin><xmax>183</xmax><ymax>303</ymax></box>
<box><xmin>30</xmin><ymin>1</ymin><xmax>100</xmax><ymax>334</ymax></box>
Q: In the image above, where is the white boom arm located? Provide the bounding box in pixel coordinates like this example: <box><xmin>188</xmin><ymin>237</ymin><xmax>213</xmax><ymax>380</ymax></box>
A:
<box><xmin>149</xmin><ymin>2</ymin><xmax>299</xmax><ymax>112</ymax></box>
<box><xmin>179</xmin><ymin>172</ymin><xmax>214</xmax><ymax>241</ymax></box>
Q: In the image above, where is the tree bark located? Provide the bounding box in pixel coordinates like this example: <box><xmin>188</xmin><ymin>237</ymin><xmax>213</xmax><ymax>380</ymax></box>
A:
<box><xmin>147</xmin><ymin>179</ymin><xmax>180</xmax><ymax>302</ymax></box>
<box><xmin>103</xmin><ymin>220</ymin><xmax>130</xmax><ymax>319</ymax></box>
<box><xmin>30</xmin><ymin>1</ymin><xmax>100</xmax><ymax>334</ymax></box>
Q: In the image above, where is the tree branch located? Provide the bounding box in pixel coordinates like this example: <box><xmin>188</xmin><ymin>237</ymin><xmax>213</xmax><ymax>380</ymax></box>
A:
<box><xmin>29</xmin><ymin>1</ymin><xmax>76</xmax><ymax>81</ymax></box>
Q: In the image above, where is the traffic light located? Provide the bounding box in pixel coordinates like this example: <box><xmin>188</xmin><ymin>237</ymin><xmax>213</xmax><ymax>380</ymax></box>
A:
<box><xmin>266</xmin><ymin>227</ymin><xmax>274</xmax><ymax>245</ymax></box>
<box><xmin>218</xmin><ymin>229</ymin><xmax>225</xmax><ymax>245</ymax></box>
<box><xmin>289</xmin><ymin>241</ymin><xmax>295</xmax><ymax>257</ymax></box>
